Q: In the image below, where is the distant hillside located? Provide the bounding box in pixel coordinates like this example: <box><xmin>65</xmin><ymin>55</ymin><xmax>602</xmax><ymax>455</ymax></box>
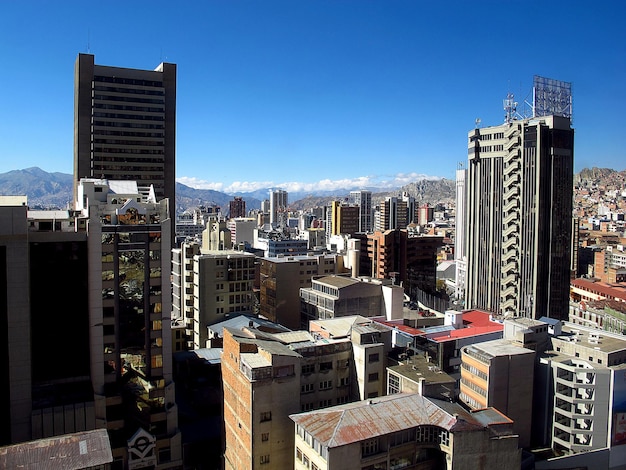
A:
<box><xmin>0</xmin><ymin>167</ymin><xmax>73</xmax><ymax>208</ymax></box>
<box><xmin>0</xmin><ymin>168</ymin><xmax>263</xmax><ymax>212</ymax></box>
<box><xmin>2</xmin><ymin>167</ymin><xmax>622</xmax><ymax>213</ymax></box>
<box><xmin>175</xmin><ymin>183</ymin><xmax>262</xmax><ymax>214</ymax></box>
<box><xmin>288</xmin><ymin>178</ymin><xmax>456</xmax><ymax>211</ymax></box>
<box><xmin>575</xmin><ymin>167</ymin><xmax>626</xmax><ymax>187</ymax></box>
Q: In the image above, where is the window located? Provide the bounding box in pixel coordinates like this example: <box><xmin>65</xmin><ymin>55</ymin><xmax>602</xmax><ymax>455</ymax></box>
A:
<box><xmin>368</xmin><ymin>372</ymin><xmax>379</xmax><ymax>382</ymax></box>
<box><xmin>262</xmin><ymin>432</ymin><xmax>269</xmax><ymax>442</ymax></box>
<box><xmin>260</xmin><ymin>411</ymin><xmax>272</xmax><ymax>422</ymax></box>
<box><xmin>319</xmin><ymin>380</ymin><xmax>332</xmax><ymax>390</ymax></box>
<box><xmin>319</xmin><ymin>399</ymin><xmax>332</xmax><ymax>408</ymax></box>
<box><xmin>368</xmin><ymin>353</ymin><xmax>380</xmax><ymax>363</ymax></box>
<box><xmin>302</xmin><ymin>364</ymin><xmax>315</xmax><ymax>375</ymax></box>
<box><xmin>388</xmin><ymin>373</ymin><xmax>400</xmax><ymax>394</ymax></box>
<box><xmin>301</xmin><ymin>383</ymin><xmax>314</xmax><ymax>393</ymax></box>
<box><xmin>301</xmin><ymin>402</ymin><xmax>314</xmax><ymax>412</ymax></box>
<box><xmin>361</xmin><ymin>438</ymin><xmax>379</xmax><ymax>457</ymax></box>
<box><xmin>320</xmin><ymin>361</ymin><xmax>333</xmax><ymax>371</ymax></box>
<box><xmin>260</xmin><ymin>455</ymin><xmax>270</xmax><ymax>465</ymax></box>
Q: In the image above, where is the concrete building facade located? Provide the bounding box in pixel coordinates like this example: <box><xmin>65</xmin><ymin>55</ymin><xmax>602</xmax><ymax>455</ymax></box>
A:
<box><xmin>459</xmin><ymin>339</ymin><xmax>536</xmax><ymax>447</ymax></box>
<box><xmin>465</xmin><ymin>115</ymin><xmax>574</xmax><ymax>319</ymax></box>
<box><xmin>259</xmin><ymin>254</ymin><xmax>343</xmax><ymax>330</ymax></box>
<box><xmin>349</xmin><ymin>190</ymin><xmax>373</xmax><ymax>233</ymax></box>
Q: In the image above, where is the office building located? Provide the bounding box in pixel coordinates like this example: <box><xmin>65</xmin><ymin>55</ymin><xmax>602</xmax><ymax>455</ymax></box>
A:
<box><xmin>454</xmin><ymin>167</ymin><xmax>467</xmax><ymax>300</ymax></box>
<box><xmin>349</xmin><ymin>190</ymin><xmax>373</xmax><ymax>232</ymax></box>
<box><xmin>300</xmin><ymin>275</ymin><xmax>404</xmax><ymax>327</ymax></box>
<box><xmin>190</xmin><ymin>250</ymin><xmax>256</xmax><ymax>348</ymax></box>
<box><xmin>229</xmin><ymin>196</ymin><xmax>246</xmax><ymax>218</ymax></box>
<box><xmin>309</xmin><ymin>316</ymin><xmax>393</xmax><ymax>400</ymax></box>
<box><xmin>76</xmin><ymin>179</ymin><xmax>182</xmax><ymax>467</ymax></box>
<box><xmin>329</xmin><ymin>201</ymin><xmax>360</xmax><ymax>237</ymax></box>
<box><xmin>290</xmin><ymin>393</ymin><xmax>520</xmax><ymax>470</ymax></box>
<box><xmin>74</xmin><ymin>53</ymin><xmax>176</xmax><ymax>203</ymax></box>
<box><xmin>74</xmin><ymin>54</ymin><xmax>177</xmax><ymax>246</ymax></box>
<box><xmin>465</xmin><ymin>114</ymin><xmax>574</xmax><ymax>319</ymax></box>
<box><xmin>376</xmin><ymin>196</ymin><xmax>408</xmax><ymax>231</ymax></box>
<box><xmin>227</xmin><ymin>217</ymin><xmax>256</xmax><ymax>248</ymax></box>
<box><xmin>269</xmin><ymin>189</ymin><xmax>288</xmax><ymax>228</ymax></box>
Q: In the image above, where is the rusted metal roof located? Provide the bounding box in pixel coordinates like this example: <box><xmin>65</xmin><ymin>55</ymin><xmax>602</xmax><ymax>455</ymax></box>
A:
<box><xmin>290</xmin><ymin>393</ymin><xmax>484</xmax><ymax>448</ymax></box>
<box><xmin>0</xmin><ymin>429</ymin><xmax>112</xmax><ymax>470</ymax></box>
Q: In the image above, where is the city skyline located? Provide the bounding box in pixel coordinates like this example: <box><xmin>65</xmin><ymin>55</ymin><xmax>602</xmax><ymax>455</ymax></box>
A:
<box><xmin>1</xmin><ymin>1</ymin><xmax>624</xmax><ymax>194</ymax></box>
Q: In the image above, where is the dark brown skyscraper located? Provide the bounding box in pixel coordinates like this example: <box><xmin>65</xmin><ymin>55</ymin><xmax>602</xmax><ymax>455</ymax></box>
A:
<box><xmin>74</xmin><ymin>53</ymin><xmax>176</xmax><ymax>210</ymax></box>
<box><xmin>229</xmin><ymin>196</ymin><xmax>246</xmax><ymax>218</ymax></box>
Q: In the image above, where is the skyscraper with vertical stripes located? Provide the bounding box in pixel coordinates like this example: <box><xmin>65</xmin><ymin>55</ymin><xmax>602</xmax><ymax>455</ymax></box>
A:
<box><xmin>464</xmin><ymin>115</ymin><xmax>574</xmax><ymax>319</ymax></box>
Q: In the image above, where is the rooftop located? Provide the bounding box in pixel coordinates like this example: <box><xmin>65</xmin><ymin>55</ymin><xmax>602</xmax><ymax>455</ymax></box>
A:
<box><xmin>553</xmin><ymin>322</ymin><xmax>626</xmax><ymax>354</ymax></box>
<box><xmin>571</xmin><ymin>277</ymin><xmax>626</xmax><ymax>302</ymax></box>
<box><xmin>464</xmin><ymin>339</ymin><xmax>535</xmax><ymax>358</ymax></box>
<box><xmin>290</xmin><ymin>393</ymin><xmax>503</xmax><ymax>448</ymax></box>
<box><xmin>0</xmin><ymin>429</ymin><xmax>112</xmax><ymax>469</ymax></box>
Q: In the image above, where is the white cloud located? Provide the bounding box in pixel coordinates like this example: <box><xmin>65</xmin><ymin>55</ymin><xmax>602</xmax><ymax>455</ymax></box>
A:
<box><xmin>176</xmin><ymin>177</ymin><xmax>224</xmax><ymax>191</ymax></box>
<box><xmin>177</xmin><ymin>173</ymin><xmax>443</xmax><ymax>194</ymax></box>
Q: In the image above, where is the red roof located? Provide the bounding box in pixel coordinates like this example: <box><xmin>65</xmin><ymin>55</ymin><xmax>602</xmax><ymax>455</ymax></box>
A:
<box><xmin>373</xmin><ymin>310</ymin><xmax>503</xmax><ymax>343</ymax></box>
<box><xmin>426</xmin><ymin>310</ymin><xmax>503</xmax><ymax>343</ymax></box>
<box><xmin>571</xmin><ymin>278</ymin><xmax>626</xmax><ymax>302</ymax></box>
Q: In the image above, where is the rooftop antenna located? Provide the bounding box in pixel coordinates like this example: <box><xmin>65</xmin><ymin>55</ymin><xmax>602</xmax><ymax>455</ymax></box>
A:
<box><xmin>503</xmin><ymin>92</ymin><xmax>518</xmax><ymax>124</ymax></box>
<box><xmin>475</xmin><ymin>117</ymin><xmax>481</xmax><ymax>128</ymax></box>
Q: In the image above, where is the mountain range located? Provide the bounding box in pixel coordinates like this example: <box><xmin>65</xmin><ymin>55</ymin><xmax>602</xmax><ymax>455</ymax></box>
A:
<box><xmin>1</xmin><ymin>167</ymin><xmax>623</xmax><ymax>214</ymax></box>
<box><xmin>0</xmin><ymin>167</ymin><xmax>457</xmax><ymax>213</ymax></box>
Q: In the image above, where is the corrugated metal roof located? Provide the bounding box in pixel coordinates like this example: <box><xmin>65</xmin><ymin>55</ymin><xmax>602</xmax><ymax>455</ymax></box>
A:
<box><xmin>290</xmin><ymin>394</ymin><xmax>483</xmax><ymax>448</ymax></box>
<box><xmin>0</xmin><ymin>429</ymin><xmax>112</xmax><ymax>470</ymax></box>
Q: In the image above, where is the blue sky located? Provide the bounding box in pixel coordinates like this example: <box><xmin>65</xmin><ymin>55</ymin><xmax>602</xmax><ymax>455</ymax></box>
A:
<box><xmin>1</xmin><ymin>1</ymin><xmax>624</xmax><ymax>193</ymax></box>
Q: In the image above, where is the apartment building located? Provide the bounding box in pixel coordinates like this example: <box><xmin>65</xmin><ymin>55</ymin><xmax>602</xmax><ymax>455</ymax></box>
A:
<box><xmin>300</xmin><ymin>275</ymin><xmax>404</xmax><ymax>327</ymax></box>
<box><xmin>349</xmin><ymin>190</ymin><xmax>373</xmax><ymax>233</ymax></box>
<box><xmin>222</xmin><ymin>326</ymin><xmax>358</xmax><ymax>469</ymax></box>
<box><xmin>290</xmin><ymin>393</ymin><xmax>520</xmax><ymax>470</ymax></box>
<box><xmin>540</xmin><ymin>323</ymin><xmax>626</xmax><ymax>462</ymax></box>
<box><xmin>354</xmin><ymin>230</ymin><xmax>443</xmax><ymax>298</ymax></box>
<box><xmin>260</xmin><ymin>253</ymin><xmax>343</xmax><ymax>330</ymax></box>
<box><xmin>459</xmin><ymin>339</ymin><xmax>535</xmax><ymax>447</ymax></box>
<box><xmin>309</xmin><ymin>316</ymin><xmax>393</xmax><ymax>401</ymax></box>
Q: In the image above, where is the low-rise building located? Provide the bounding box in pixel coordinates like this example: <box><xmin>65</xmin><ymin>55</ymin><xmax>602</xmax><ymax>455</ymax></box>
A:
<box><xmin>290</xmin><ymin>393</ymin><xmax>520</xmax><ymax>470</ymax></box>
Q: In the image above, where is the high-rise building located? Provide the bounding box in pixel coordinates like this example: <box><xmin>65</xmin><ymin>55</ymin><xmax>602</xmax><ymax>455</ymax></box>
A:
<box><xmin>465</xmin><ymin>115</ymin><xmax>574</xmax><ymax>319</ymax></box>
<box><xmin>229</xmin><ymin>196</ymin><xmax>246</xmax><ymax>219</ymax></box>
<box><xmin>76</xmin><ymin>179</ymin><xmax>182</xmax><ymax>467</ymax></box>
<box><xmin>74</xmin><ymin>53</ymin><xmax>176</xmax><ymax>240</ymax></box>
<box><xmin>376</xmin><ymin>196</ymin><xmax>408</xmax><ymax>231</ymax></box>
<box><xmin>454</xmin><ymin>167</ymin><xmax>467</xmax><ymax>300</ymax></box>
<box><xmin>329</xmin><ymin>201</ymin><xmax>359</xmax><ymax>237</ymax></box>
<box><xmin>349</xmin><ymin>190</ymin><xmax>373</xmax><ymax>232</ymax></box>
<box><xmin>269</xmin><ymin>189</ymin><xmax>288</xmax><ymax>227</ymax></box>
